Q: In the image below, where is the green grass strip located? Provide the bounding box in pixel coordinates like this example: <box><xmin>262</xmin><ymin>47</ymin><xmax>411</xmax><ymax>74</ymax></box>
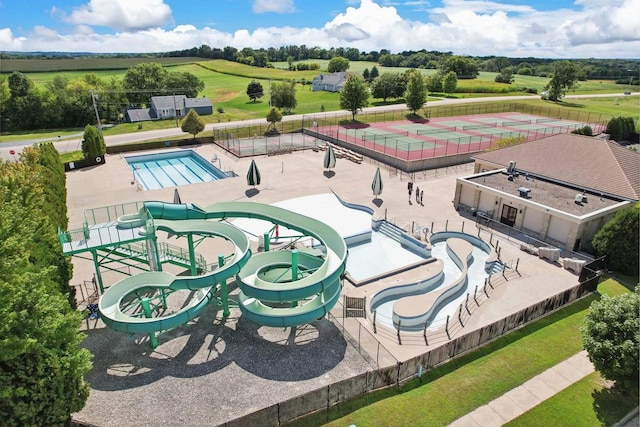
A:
<box><xmin>286</xmin><ymin>279</ymin><xmax>631</xmax><ymax>427</ymax></box>
<box><xmin>505</xmin><ymin>372</ymin><xmax>638</xmax><ymax>427</ymax></box>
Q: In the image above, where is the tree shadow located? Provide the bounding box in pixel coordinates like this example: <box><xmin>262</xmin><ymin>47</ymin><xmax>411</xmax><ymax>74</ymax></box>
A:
<box><xmin>591</xmin><ymin>383</ymin><xmax>639</xmax><ymax>426</ymax></box>
<box><xmin>372</xmin><ymin>198</ymin><xmax>383</xmax><ymax>207</ymax></box>
<box><xmin>338</xmin><ymin>120</ymin><xmax>370</xmax><ymax>129</ymax></box>
<box><xmin>323</xmin><ymin>170</ymin><xmax>336</xmax><ymax>178</ymax></box>
<box><xmin>407</xmin><ymin>114</ymin><xmax>429</xmax><ymax>123</ymax></box>
<box><xmin>245</xmin><ymin>188</ymin><xmax>260</xmax><ymax>198</ymax></box>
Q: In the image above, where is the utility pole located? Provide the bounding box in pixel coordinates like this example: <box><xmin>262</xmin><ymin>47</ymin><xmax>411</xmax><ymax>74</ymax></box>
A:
<box><xmin>91</xmin><ymin>90</ymin><xmax>102</xmax><ymax>134</ymax></box>
<box><xmin>172</xmin><ymin>91</ymin><xmax>179</xmax><ymax>128</ymax></box>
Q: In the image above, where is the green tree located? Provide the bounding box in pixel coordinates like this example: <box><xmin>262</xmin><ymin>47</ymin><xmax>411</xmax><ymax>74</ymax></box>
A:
<box><xmin>327</xmin><ymin>56</ymin><xmax>350</xmax><ymax>73</ymax></box>
<box><xmin>270</xmin><ymin>81</ymin><xmax>297</xmax><ymax>114</ymax></box>
<box><xmin>0</xmin><ymin>159</ymin><xmax>92</xmax><ymax>426</ymax></box>
<box><xmin>404</xmin><ymin>70</ymin><xmax>427</xmax><ymax>114</ymax></box>
<box><xmin>495</xmin><ymin>69</ymin><xmax>515</xmax><ymax>84</ymax></box>
<box><xmin>180</xmin><ymin>109</ymin><xmax>205</xmax><ymax>139</ymax></box>
<box><xmin>545</xmin><ymin>60</ymin><xmax>579</xmax><ymax>101</ymax></box>
<box><xmin>123</xmin><ymin>62</ymin><xmax>169</xmax><ymax>104</ymax></box>
<box><xmin>339</xmin><ymin>73</ymin><xmax>369</xmax><ymax>121</ymax></box>
<box><xmin>591</xmin><ymin>204</ymin><xmax>639</xmax><ymax>276</ymax></box>
<box><xmin>369</xmin><ymin>66</ymin><xmax>379</xmax><ymax>81</ymax></box>
<box><xmin>441</xmin><ymin>56</ymin><xmax>479</xmax><ymax>79</ymax></box>
<box><xmin>581</xmin><ymin>291</ymin><xmax>639</xmax><ymax>392</ymax></box>
<box><xmin>426</xmin><ymin>74</ymin><xmax>443</xmax><ymax>93</ymax></box>
<box><xmin>246</xmin><ymin>80</ymin><xmax>264</xmax><ymax>102</ymax></box>
<box><xmin>362</xmin><ymin>68</ymin><xmax>370</xmax><ymax>82</ymax></box>
<box><xmin>81</xmin><ymin>125</ymin><xmax>106</xmax><ymax>160</ymax></box>
<box><xmin>265</xmin><ymin>106</ymin><xmax>283</xmax><ymax>133</ymax></box>
<box><xmin>443</xmin><ymin>71</ymin><xmax>458</xmax><ymax>95</ymax></box>
<box><xmin>371</xmin><ymin>73</ymin><xmax>404</xmax><ymax>102</ymax></box>
<box><xmin>164</xmin><ymin>72</ymin><xmax>205</xmax><ymax>98</ymax></box>
<box><xmin>7</xmin><ymin>71</ymin><xmax>33</xmax><ymax>98</ymax></box>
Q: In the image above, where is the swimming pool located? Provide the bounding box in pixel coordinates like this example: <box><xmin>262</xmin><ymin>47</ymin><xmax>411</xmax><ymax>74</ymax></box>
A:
<box><xmin>126</xmin><ymin>150</ymin><xmax>228</xmax><ymax>190</ymax></box>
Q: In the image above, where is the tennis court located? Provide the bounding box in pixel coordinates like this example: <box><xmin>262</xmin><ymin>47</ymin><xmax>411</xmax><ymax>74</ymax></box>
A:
<box><xmin>311</xmin><ymin>112</ymin><xmax>597</xmax><ymax>162</ymax></box>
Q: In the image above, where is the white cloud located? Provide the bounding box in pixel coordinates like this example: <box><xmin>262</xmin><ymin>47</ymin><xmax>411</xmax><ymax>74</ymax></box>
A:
<box><xmin>253</xmin><ymin>0</ymin><xmax>296</xmax><ymax>14</ymax></box>
<box><xmin>64</xmin><ymin>0</ymin><xmax>173</xmax><ymax>32</ymax></box>
<box><xmin>1</xmin><ymin>0</ymin><xmax>639</xmax><ymax>58</ymax></box>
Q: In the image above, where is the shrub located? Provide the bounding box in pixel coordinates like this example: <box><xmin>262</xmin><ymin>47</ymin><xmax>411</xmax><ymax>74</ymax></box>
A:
<box><xmin>591</xmin><ymin>204</ymin><xmax>639</xmax><ymax>276</ymax></box>
<box><xmin>581</xmin><ymin>291</ymin><xmax>640</xmax><ymax>392</ymax></box>
<box><xmin>572</xmin><ymin>125</ymin><xmax>593</xmax><ymax>136</ymax></box>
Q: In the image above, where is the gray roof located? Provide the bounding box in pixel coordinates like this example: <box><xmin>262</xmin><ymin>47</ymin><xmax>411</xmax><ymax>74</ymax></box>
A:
<box><xmin>126</xmin><ymin>108</ymin><xmax>153</xmax><ymax>122</ymax></box>
<box><xmin>185</xmin><ymin>97</ymin><xmax>212</xmax><ymax>108</ymax></box>
<box><xmin>472</xmin><ymin>134</ymin><xmax>640</xmax><ymax>200</ymax></box>
<box><xmin>151</xmin><ymin>95</ymin><xmax>187</xmax><ymax>110</ymax></box>
<box><xmin>314</xmin><ymin>72</ymin><xmax>348</xmax><ymax>86</ymax></box>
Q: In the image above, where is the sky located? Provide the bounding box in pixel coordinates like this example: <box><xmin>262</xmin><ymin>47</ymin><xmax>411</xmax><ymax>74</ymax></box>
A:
<box><xmin>0</xmin><ymin>0</ymin><xmax>639</xmax><ymax>58</ymax></box>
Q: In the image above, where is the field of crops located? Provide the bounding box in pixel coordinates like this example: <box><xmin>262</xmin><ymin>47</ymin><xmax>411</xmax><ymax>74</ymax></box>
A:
<box><xmin>0</xmin><ymin>56</ymin><xmax>200</xmax><ymax>73</ymax></box>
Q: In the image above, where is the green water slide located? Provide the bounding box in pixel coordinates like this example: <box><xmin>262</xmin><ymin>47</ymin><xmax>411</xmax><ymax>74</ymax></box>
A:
<box><xmin>98</xmin><ymin>201</ymin><xmax>347</xmax><ymax>334</ymax></box>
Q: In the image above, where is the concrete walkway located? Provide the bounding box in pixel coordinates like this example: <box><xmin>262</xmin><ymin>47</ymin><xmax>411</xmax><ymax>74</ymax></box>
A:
<box><xmin>448</xmin><ymin>351</ymin><xmax>595</xmax><ymax>427</ymax></box>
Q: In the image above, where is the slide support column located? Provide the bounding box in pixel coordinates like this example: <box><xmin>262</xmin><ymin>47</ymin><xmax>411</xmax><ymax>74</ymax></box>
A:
<box><xmin>218</xmin><ymin>255</ymin><xmax>230</xmax><ymax>317</ymax></box>
<box><xmin>188</xmin><ymin>233</ymin><xmax>197</xmax><ymax>275</ymax></box>
<box><xmin>291</xmin><ymin>249</ymin><xmax>299</xmax><ymax>308</ymax></box>
<box><xmin>140</xmin><ymin>297</ymin><xmax>158</xmax><ymax>348</ymax></box>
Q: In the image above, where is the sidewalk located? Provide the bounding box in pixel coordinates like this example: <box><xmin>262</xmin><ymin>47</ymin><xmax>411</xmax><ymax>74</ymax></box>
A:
<box><xmin>448</xmin><ymin>351</ymin><xmax>595</xmax><ymax>427</ymax></box>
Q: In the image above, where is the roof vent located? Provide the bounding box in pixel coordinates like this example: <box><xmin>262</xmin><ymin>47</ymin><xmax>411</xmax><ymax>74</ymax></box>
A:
<box><xmin>574</xmin><ymin>194</ymin><xmax>584</xmax><ymax>204</ymax></box>
<box><xmin>518</xmin><ymin>187</ymin><xmax>531</xmax><ymax>198</ymax></box>
<box><xmin>508</xmin><ymin>160</ymin><xmax>517</xmax><ymax>173</ymax></box>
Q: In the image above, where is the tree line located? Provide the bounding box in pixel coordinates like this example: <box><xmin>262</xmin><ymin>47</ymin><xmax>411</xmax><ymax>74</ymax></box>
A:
<box><xmin>160</xmin><ymin>44</ymin><xmax>638</xmax><ymax>81</ymax></box>
<box><xmin>0</xmin><ymin>144</ymin><xmax>93</xmax><ymax>424</ymax></box>
<box><xmin>0</xmin><ymin>62</ymin><xmax>205</xmax><ymax>131</ymax></box>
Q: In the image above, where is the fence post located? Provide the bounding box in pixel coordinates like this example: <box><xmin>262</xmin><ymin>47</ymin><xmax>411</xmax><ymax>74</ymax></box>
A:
<box><xmin>445</xmin><ymin>315</ymin><xmax>451</xmax><ymax>339</ymax></box>
<box><xmin>474</xmin><ymin>285</ymin><xmax>479</xmax><ymax>305</ymax></box>
<box><xmin>465</xmin><ymin>293</ymin><xmax>471</xmax><ymax>314</ymax></box>
<box><xmin>396</xmin><ymin>320</ymin><xmax>402</xmax><ymax>345</ymax></box>
<box><xmin>515</xmin><ymin>258</ymin><xmax>520</xmax><ymax>274</ymax></box>
<box><xmin>458</xmin><ymin>303</ymin><xmax>464</xmax><ymax>327</ymax></box>
<box><xmin>423</xmin><ymin>320</ymin><xmax>429</xmax><ymax>345</ymax></box>
<box><xmin>484</xmin><ymin>280</ymin><xmax>490</xmax><ymax>297</ymax></box>
<box><xmin>461</xmin><ymin>221</ymin><xmax>465</xmax><ymax>233</ymax></box>
<box><xmin>372</xmin><ymin>310</ymin><xmax>377</xmax><ymax>334</ymax></box>
<box><xmin>445</xmin><ymin>219</ymin><xmax>449</xmax><ymax>231</ymax></box>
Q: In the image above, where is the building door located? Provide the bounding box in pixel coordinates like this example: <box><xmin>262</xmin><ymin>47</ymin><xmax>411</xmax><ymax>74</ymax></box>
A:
<box><xmin>500</xmin><ymin>205</ymin><xmax>517</xmax><ymax>227</ymax></box>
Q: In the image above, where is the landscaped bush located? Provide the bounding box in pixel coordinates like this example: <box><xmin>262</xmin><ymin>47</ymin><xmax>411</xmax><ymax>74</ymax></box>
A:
<box><xmin>572</xmin><ymin>125</ymin><xmax>593</xmax><ymax>136</ymax></box>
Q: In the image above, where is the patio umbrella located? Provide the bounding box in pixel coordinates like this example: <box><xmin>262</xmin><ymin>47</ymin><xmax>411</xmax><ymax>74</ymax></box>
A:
<box><xmin>371</xmin><ymin>167</ymin><xmax>383</xmax><ymax>201</ymax></box>
<box><xmin>246</xmin><ymin>159</ymin><xmax>261</xmax><ymax>188</ymax></box>
<box><xmin>323</xmin><ymin>145</ymin><xmax>336</xmax><ymax>170</ymax></box>
<box><xmin>173</xmin><ymin>188</ymin><xmax>182</xmax><ymax>204</ymax></box>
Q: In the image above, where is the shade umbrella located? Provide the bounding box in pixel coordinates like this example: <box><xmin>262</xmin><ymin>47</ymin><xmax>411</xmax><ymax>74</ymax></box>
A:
<box><xmin>323</xmin><ymin>145</ymin><xmax>336</xmax><ymax>170</ymax></box>
<box><xmin>246</xmin><ymin>159</ymin><xmax>261</xmax><ymax>188</ymax></box>
<box><xmin>371</xmin><ymin>167</ymin><xmax>383</xmax><ymax>201</ymax></box>
<box><xmin>173</xmin><ymin>188</ymin><xmax>182</xmax><ymax>204</ymax></box>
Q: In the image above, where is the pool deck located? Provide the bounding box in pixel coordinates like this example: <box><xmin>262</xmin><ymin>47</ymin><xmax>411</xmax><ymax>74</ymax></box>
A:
<box><xmin>66</xmin><ymin>143</ymin><xmax>582</xmax><ymax>426</ymax></box>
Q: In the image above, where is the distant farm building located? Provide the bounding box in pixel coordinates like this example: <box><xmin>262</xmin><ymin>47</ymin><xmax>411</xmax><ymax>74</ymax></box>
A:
<box><xmin>125</xmin><ymin>95</ymin><xmax>213</xmax><ymax>123</ymax></box>
<box><xmin>311</xmin><ymin>72</ymin><xmax>348</xmax><ymax>92</ymax></box>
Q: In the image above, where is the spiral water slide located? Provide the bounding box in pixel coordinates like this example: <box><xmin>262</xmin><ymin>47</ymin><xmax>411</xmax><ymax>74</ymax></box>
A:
<box><xmin>98</xmin><ymin>201</ymin><xmax>347</xmax><ymax>334</ymax></box>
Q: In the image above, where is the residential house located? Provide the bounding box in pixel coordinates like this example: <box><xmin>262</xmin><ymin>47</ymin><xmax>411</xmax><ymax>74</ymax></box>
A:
<box><xmin>311</xmin><ymin>72</ymin><xmax>348</xmax><ymax>92</ymax></box>
<box><xmin>125</xmin><ymin>95</ymin><xmax>213</xmax><ymax>123</ymax></box>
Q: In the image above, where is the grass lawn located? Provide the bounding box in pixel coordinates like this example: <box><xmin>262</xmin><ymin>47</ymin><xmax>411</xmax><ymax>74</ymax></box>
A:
<box><xmin>287</xmin><ymin>279</ymin><xmax>633</xmax><ymax>427</ymax></box>
<box><xmin>505</xmin><ymin>372</ymin><xmax>638</xmax><ymax>427</ymax></box>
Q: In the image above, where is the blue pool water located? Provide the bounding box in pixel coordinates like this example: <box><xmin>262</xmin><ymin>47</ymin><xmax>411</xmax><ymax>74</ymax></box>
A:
<box><xmin>126</xmin><ymin>150</ymin><xmax>228</xmax><ymax>190</ymax></box>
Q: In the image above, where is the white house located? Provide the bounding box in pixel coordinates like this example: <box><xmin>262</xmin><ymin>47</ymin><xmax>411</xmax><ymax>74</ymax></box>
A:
<box><xmin>311</xmin><ymin>72</ymin><xmax>348</xmax><ymax>92</ymax></box>
<box><xmin>453</xmin><ymin>134</ymin><xmax>639</xmax><ymax>251</ymax></box>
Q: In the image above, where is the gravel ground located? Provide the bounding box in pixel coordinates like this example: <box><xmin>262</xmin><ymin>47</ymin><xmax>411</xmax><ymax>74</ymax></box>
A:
<box><xmin>74</xmin><ymin>301</ymin><xmax>372</xmax><ymax>426</ymax></box>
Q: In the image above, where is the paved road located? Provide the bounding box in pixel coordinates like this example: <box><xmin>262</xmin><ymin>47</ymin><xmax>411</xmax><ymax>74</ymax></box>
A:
<box><xmin>1</xmin><ymin>92</ymin><xmax>637</xmax><ymax>160</ymax></box>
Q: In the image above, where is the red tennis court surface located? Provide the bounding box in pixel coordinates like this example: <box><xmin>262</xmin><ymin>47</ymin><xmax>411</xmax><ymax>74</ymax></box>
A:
<box><xmin>312</xmin><ymin>112</ymin><xmax>602</xmax><ymax>162</ymax></box>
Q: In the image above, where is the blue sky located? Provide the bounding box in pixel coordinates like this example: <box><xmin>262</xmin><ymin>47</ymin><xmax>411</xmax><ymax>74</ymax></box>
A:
<box><xmin>1</xmin><ymin>0</ymin><xmax>638</xmax><ymax>58</ymax></box>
